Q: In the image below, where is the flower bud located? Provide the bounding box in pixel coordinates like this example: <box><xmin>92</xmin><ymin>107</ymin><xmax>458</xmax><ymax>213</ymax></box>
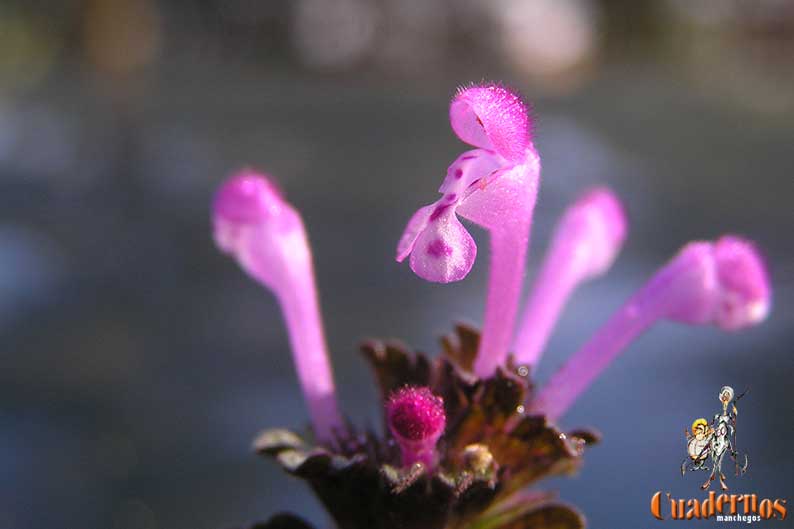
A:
<box><xmin>387</xmin><ymin>386</ymin><xmax>446</xmax><ymax>468</ymax></box>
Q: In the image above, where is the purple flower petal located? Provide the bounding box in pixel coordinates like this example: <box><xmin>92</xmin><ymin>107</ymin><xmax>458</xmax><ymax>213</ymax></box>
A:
<box><xmin>396</xmin><ymin>203</ymin><xmax>435</xmax><ymax>263</ymax></box>
<box><xmin>396</xmin><ymin>149</ymin><xmax>505</xmax><ymax>279</ymax></box>
<box><xmin>449</xmin><ymin>83</ymin><xmax>530</xmax><ymax>163</ymax></box>
<box><xmin>409</xmin><ymin>208</ymin><xmax>477</xmax><ymax>283</ymax></box>
<box><xmin>712</xmin><ymin>235</ymin><xmax>771</xmax><ymax>330</ymax></box>
<box><xmin>455</xmin><ymin>153</ymin><xmax>539</xmax><ymax>229</ymax></box>
<box><xmin>439</xmin><ymin>149</ymin><xmax>502</xmax><ymax>196</ymax></box>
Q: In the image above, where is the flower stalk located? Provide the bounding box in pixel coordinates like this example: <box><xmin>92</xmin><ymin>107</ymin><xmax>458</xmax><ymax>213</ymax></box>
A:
<box><xmin>474</xmin><ymin>210</ymin><xmax>533</xmax><ymax>376</ymax></box>
<box><xmin>513</xmin><ymin>188</ymin><xmax>626</xmax><ymax>367</ymax></box>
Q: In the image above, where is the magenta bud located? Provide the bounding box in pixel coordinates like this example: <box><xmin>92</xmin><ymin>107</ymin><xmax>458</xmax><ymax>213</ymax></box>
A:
<box><xmin>387</xmin><ymin>386</ymin><xmax>446</xmax><ymax>468</ymax></box>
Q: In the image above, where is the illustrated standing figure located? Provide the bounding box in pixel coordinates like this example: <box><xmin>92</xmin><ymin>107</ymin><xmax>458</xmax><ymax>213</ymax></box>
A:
<box><xmin>701</xmin><ymin>386</ymin><xmax>749</xmax><ymax>490</ymax></box>
<box><xmin>682</xmin><ymin>386</ymin><xmax>749</xmax><ymax>490</ymax></box>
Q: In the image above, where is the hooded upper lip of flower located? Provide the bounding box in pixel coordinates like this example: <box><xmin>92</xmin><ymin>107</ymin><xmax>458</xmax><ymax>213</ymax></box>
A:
<box><xmin>395</xmin><ymin>83</ymin><xmax>538</xmax><ymax>285</ymax></box>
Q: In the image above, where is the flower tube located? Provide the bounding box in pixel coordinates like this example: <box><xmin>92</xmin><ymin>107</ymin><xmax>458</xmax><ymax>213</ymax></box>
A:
<box><xmin>213</xmin><ymin>170</ymin><xmax>342</xmax><ymax>442</ymax></box>
<box><xmin>397</xmin><ymin>83</ymin><xmax>540</xmax><ymax>378</ymax></box>
<box><xmin>514</xmin><ymin>188</ymin><xmax>627</xmax><ymax>367</ymax></box>
<box><xmin>532</xmin><ymin>235</ymin><xmax>770</xmax><ymax>421</ymax></box>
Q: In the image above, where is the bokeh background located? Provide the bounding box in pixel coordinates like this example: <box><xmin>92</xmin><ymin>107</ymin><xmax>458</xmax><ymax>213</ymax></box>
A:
<box><xmin>1</xmin><ymin>1</ymin><xmax>793</xmax><ymax>528</ymax></box>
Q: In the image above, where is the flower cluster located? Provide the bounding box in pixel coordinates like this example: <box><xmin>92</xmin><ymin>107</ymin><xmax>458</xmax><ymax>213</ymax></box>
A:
<box><xmin>212</xmin><ymin>83</ymin><xmax>771</xmax><ymax>529</ymax></box>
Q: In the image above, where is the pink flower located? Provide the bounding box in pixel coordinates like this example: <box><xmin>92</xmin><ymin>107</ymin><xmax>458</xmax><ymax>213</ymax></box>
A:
<box><xmin>396</xmin><ymin>83</ymin><xmax>540</xmax><ymax>377</ymax></box>
<box><xmin>213</xmin><ymin>170</ymin><xmax>342</xmax><ymax>443</ymax></box>
<box><xmin>531</xmin><ymin>235</ymin><xmax>771</xmax><ymax>421</ymax></box>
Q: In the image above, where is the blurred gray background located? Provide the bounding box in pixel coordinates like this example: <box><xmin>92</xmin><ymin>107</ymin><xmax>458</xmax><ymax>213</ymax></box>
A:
<box><xmin>1</xmin><ymin>1</ymin><xmax>793</xmax><ymax>528</ymax></box>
